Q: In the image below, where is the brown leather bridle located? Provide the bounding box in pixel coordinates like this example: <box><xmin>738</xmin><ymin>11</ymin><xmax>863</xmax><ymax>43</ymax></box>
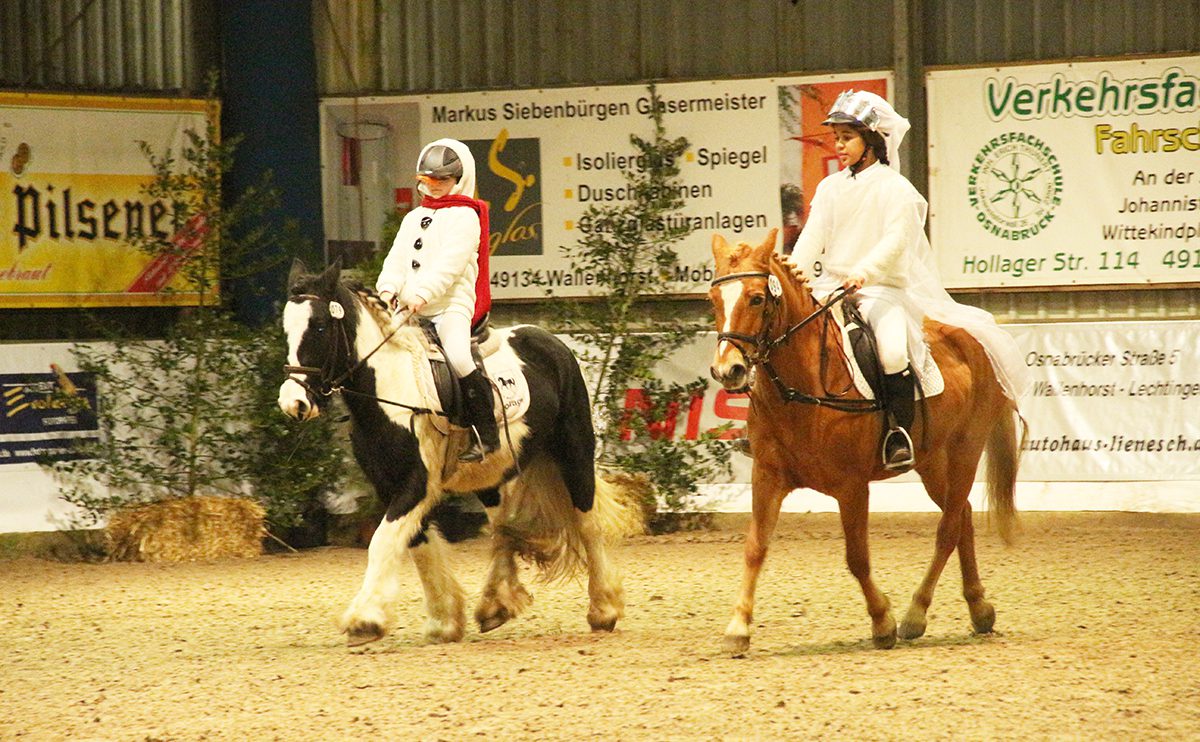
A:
<box><xmin>710</xmin><ymin>272</ymin><xmax>880</xmax><ymax>412</ymax></box>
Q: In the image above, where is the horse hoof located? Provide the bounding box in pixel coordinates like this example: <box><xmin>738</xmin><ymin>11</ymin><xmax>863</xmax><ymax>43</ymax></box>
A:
<box><xmin>587</xmin><ymin>604</ymin><xmax>621</xmax><ymax>632</ymax></box>
<box><xmin>898</xmin><ymin>619</ymin><xmax>926</xmax><ymax>641</ymax></box>
<box><xmin>723</xmin><ymin>634</ymin><xmax>751</xmax><ymax>657</ymax></box>
<box><xmin>871</xmin><ymin>613</ymin><xmax>897</xmax><ymax>649</ymax></box>
<box><xmin>345</xmin><ymin>622</ymin><xmax>385</xmax><ymax>647</ymax></box>
<box><xmin>971</xmin><ymin>602</ymin><xmax>996</xmax><ymax>634</ymax></box>
<box><xmin>423</xmin><ymin>617</ymin><xmax>465</xmax><ymax>643</ymax></box>
<box><xmin>589</xmin><ymin>616</ymin><xmax>618</xmax><ymax>632</ymax></box>
<box><xmin>899</xmin><ymin>606</ymin><xmax>927</xmax><ymax>640</ymax></box>
<box><xmin>477</xmin><ymin>611</ymin><xmax>510</xmax><ymax>633</ymax></box>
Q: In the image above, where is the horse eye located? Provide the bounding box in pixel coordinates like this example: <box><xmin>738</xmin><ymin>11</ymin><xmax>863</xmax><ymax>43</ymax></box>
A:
<box><xmin>749</xmin><ymin>294</ymin><xmax>765</xmax><ymax>306</ymax></box>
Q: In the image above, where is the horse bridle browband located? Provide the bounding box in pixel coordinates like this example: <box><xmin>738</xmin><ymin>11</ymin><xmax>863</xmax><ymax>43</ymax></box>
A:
<box><xmin>711</xmin><ymin>271</ymin><xmax>881</xmax><ymax>412</ymax></box>
<box><xmin>711</xmin><ymin>271</ymin><xmax>778</xmax><ymax>361</ymax></box>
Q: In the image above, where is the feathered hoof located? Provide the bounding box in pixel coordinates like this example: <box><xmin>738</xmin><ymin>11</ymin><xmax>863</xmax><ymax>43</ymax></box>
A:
<box><xmin>899</xmin><ymin>605</ymin><xmax>928</xmax><ymax>640</ymax></box>
<box><xmin>424</xmin><ymin>619</ymin><xmax>465</xmax><ymax>644</ymax></box>
<box><xmin>723</xmin><ymin>633</ymin><xmax>751</xmax><ymax>657</ymax></box>
<box><xmin>344</xmin><ymin>621</ymin><xmax>385</xmax><ymax>647</ymax></box>
<box><xmin>476</xmin><ymin>606</ymin><xmax>513</xmax><ymax>634</ymax></box>
<box><xmin>898</xmin><ymin>619</ymin><xmax>927</xmax><ymax>641</ymax></box>
<box><xmin>587</xmin><ymin>610</ymin><xmax>619</xmax><ymax>633</ymax></box>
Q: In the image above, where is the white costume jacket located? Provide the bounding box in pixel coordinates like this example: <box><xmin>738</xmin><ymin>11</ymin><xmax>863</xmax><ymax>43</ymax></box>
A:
<box><xmin>377</xmin><ymin>139</ymin><xmax>482</xmax><ymax>321</ymax></box>
<box><xmin>790</xmin><ymin>161</ymin><xmax>923</xmax><ymax>291</ymax></box>
<box><xmin>789</xmin><ymin>162</ymin><xmax>1030</xmax><ymax>401</ymax></box>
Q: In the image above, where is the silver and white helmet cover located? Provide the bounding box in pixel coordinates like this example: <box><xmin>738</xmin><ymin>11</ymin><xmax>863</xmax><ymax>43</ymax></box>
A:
<box><xmin>416</xmin><ymin>144</ymin><xmax>463</xmax><ymax>180</ymax></box>
<box><xmin>822</xmin><ymin>90</ymin><xmax>911</xmax><ymax>171</ymax></box>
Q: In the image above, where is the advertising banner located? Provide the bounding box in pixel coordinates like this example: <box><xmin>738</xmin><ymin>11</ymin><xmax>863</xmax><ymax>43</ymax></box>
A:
<box><xmin>2</xmin><ymin>323</ymin><xmax>1197</xmax><ymax>531</ymax></box>
<box><xmin>642</xmin><ymin>321</ymin><xmax>1199</xmax><ymax>484</ymax></box>
<box><xmin>0</xmin><ymin>93</ymin><xmax>211</xmax><ymax>307</ymax></box>
<box><xmin>1009</xmin><ymin>321</ymin><xmax>1199</xmax><ymax>481</ymax></box>
<box><xmin>928</xmin><ymin>55</ymin><xmax>1200</xmax><ymax>289</ymax></box>
<box><xmin>319</xmin><ymin>72</ymin><xmax>891</xmax><ymax>299</ymax></box>
<box><xmin>0</xmin><ymin>368</ymin><xmax>98</xmax><ymax>465</ymax></box>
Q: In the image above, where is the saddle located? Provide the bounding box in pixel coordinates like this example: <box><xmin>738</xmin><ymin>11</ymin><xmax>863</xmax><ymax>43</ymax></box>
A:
<box><xmin>838</xmin><ymin>299</ymin><xmax>943</xmax><ymax>402</ymax></box>
<box><xmin>840</xmin><ymin>299</ymin><xmax>935</xmax><ymax>460</ymax></box>
<box><xmin>412</xmin><ymin>317</ymin><xmax>531</xmax><ymax>435</ymax></box>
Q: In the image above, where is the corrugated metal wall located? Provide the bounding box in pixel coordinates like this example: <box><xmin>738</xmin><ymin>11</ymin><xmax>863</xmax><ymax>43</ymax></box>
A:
<box><xmin>312</xmin><ymin>0</ymin><xmax>894</xmax><ymax>94</ymax></box>
<box><xmin>311</xmin><ymin>0</ymin><xmax>1199</xmax><ymax>322</ymax></box>
<box><xmin>0</xmin><ymin>0</ymin><xmax>216</xmax><ymax>93</ymax></box>
<box><xmin>312</xmin><ymin>0</ymin><xmax>1199</xmax><ymax>94</ymax></box>
<box><xmin>926</xmin><ymin>0</ymin><xmax>1199</xmax><ymax>65</ymax></box>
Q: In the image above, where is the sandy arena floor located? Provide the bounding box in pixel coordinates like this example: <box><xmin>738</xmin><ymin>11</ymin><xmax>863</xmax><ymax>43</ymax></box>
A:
<box><xmin>2</xmin><ymin>511</ymin><xmax>1198</xmax><ymax>740</ymax></box>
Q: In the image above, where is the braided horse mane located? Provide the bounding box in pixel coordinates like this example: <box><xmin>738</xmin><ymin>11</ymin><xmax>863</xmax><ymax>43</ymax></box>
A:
<box><xmin>341</xmin><ymin>279</ymin><xmax>427</xmax><ymax>355</ymax></box>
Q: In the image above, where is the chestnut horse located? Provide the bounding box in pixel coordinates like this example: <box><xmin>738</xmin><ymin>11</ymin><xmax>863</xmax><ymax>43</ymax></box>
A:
<box><xmin>708</xmin><ymin>229</ymin><xmax>1025</xmax><ymax>653</ymax></box>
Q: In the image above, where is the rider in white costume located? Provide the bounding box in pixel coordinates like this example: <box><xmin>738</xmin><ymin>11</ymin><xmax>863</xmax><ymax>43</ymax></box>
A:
<box><xmin>377</xmin><ymin>138</ymin><xmax>499</xmax><ymax>462</ymax></box>
<box><xmin>787</xmin><ymin>90</ymin><xmax>1029</xmax><ymax>470</ymax></box>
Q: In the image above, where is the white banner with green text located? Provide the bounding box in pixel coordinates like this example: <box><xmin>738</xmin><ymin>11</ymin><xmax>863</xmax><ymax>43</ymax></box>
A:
<box><xmin>927</xmin><ymin>55</ymin><xmax>1200</xmax><ymax>289</ymax></box>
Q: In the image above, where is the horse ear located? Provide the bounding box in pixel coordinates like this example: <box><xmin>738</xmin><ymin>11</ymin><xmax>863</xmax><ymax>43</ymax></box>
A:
<box><xmin>287</xmin><ymin>258</ymin><xmax>309</xmax><ymax>291</ymax></box>
<box><xmin>315</xmin><ymin>258</ymin><xmax>342</xmax><ymax>298</ymax></box>
<box><xmin>711</xmin><ymin>233</ymin><xmax>730</xmax><ymax>259</ymax></box>
<box><xmin>751</xmin><ymin>228</ymin><xmax>779</xmax><ymax>261</ymax></box>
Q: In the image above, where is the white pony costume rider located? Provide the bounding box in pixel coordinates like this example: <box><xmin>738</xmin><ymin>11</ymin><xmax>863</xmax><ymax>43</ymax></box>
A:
<box><xmin>377</xmin><ymin>138</ymin><xmax>498</xmax><ymax>463</ymax></box>
<box><xmin>787</xmin><ymin>90</ymin><xmax>1029</xmax><ymax>470</ymax></box>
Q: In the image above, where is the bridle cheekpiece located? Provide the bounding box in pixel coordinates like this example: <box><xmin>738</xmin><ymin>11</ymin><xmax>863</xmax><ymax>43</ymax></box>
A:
<box><xmin>710</xmin><ymin>270</ymin><xmax>781</xmax><ymax>366</ymax></box>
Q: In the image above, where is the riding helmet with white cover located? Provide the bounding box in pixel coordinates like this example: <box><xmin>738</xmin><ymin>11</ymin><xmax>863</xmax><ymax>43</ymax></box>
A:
<box><xmin>822</xmin><ymin>90</ymin><xmax>911</xmax><ymax>171</ymax></box>
<box><xmin>413</xmin><ymin>138</ymin><xmax>477</xmax><ymax>199</ymax></box>
<box><xmin>416</xmin><ymin>143</ymin><xmax>463</xmax><ymax>180</ymax></box>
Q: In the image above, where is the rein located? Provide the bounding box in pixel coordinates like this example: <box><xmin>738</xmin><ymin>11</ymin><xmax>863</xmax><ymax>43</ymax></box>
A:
<box><xmin>282</xmin><ymin>294</ymin><xmax>445</xmax><ymax>420</ymax></box>
<box><xmin>712</xmin><ymin>271</ymin><xmax>882</xmax><ymax>413</ymax></box>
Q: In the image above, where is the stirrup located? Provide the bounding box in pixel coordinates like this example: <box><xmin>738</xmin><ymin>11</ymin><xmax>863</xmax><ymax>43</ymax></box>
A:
<box><xmin>458</xmin><ymin>426</ymin><xmax>498</xmax><ymax>463</ymax></box>
<box><xmin>882</xmin><ymin>427</ymin><xmax>915</xmax><ymax>471</ymax></box>
<box><xmin>458</xmin><ymin>427</ymin><xmax>487</xmax><ymax>463</ymax></box>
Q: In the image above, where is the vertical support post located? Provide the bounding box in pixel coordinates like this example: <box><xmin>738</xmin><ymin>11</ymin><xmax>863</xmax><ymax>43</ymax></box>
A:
<box><xmin>893</xmin><ymin>0</ymin><xmax>928</xmax><ymax>199</ymax></box>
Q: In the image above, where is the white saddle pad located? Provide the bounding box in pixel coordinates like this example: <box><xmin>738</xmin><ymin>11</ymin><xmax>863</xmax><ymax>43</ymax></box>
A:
<box><xmin>412</xmin><ymin>329</ymin><xmax>532</xmax><ymax>435</ymax></box>
<box><xmin>837</xmin><ymin>321</ymin><xmax>945</xmax><ymax>401</ymax></box>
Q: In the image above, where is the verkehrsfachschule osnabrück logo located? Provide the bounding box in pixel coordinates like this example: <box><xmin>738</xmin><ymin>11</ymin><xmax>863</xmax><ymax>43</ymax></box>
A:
<box><xmin>967</xmin><ymin>132</ymin><xmax>1063</xmax><ymax>241</ymax></box>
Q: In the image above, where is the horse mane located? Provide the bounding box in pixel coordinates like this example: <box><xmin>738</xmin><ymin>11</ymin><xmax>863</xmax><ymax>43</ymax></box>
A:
<box><xmin>769</xmin><ymin>252</ymin><xmax>813</xmax><ymax>297</ymax></box>
<box><xmin>338</xmin><ymin>278</ymin><xmax>427</xmax><ymax>354</ymax></box>
<box><xmin>343</xmin><ymin>279</ymin><xmax>392</xmax><ymax>327</ymax></box>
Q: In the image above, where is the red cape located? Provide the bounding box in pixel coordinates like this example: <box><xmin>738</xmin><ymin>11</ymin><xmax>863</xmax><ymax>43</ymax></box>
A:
<box><xmin>421</xmin><ymin>194</ymin><xmax>491</xmax><ymax>326</ymax></box>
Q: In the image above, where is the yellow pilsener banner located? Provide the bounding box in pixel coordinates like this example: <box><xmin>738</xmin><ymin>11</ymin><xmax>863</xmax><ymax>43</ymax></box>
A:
<box><xmin>0</xmin><ymin>93</ymin><xmax>210</xmax><ymax>307</ymax></box>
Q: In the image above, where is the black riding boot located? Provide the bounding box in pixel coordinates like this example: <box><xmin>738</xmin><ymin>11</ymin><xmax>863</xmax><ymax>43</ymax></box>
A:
<box><xmin>881</xmin><ymin>367</ymin><xmax>916</xmax><ymax>471</ymax></box>
<box><xmin>459</xmin><ymin>369</ymin><xmax>500</xmax><ymax>463</ymax></box>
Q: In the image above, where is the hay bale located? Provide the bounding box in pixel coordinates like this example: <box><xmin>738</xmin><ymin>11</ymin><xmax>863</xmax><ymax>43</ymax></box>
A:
<box><xmin>106</xmin><ymin>496</ymin><xmax>265</xmax><ymax>562</ymax></box>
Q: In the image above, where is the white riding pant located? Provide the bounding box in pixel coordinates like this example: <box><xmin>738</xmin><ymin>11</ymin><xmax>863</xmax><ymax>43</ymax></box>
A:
<box><xmin>853</xmin><ymin>292</ymin><xmax>910</xmax><ymax>375</ymax></box>
<box><xmin>429</xmin><ymin>311</ymin><xmax>477</xmax><ymax>378</ymax></box>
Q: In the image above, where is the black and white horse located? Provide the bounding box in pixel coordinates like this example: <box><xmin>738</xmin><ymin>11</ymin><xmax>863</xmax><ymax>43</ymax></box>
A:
<box><xmin>278</xmin><ymin>260</ymin><xmax>642</xmax><ymax>646</ymax></box>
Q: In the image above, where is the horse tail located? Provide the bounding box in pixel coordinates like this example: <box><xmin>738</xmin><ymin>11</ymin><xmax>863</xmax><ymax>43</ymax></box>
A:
<box><xmin>493</xmin><ymin>460</ymin><xmax>645</xmax><ymax>583</ymax></box>
<box><xmin>592</xmin><ymin>472</ymin><xmax>648</xmax><ymax>541</ymax></box>
<box><xmin>985</xmin><ymin>404</ymin><xmax>1027</xmax><ymax>545</ymax></box>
